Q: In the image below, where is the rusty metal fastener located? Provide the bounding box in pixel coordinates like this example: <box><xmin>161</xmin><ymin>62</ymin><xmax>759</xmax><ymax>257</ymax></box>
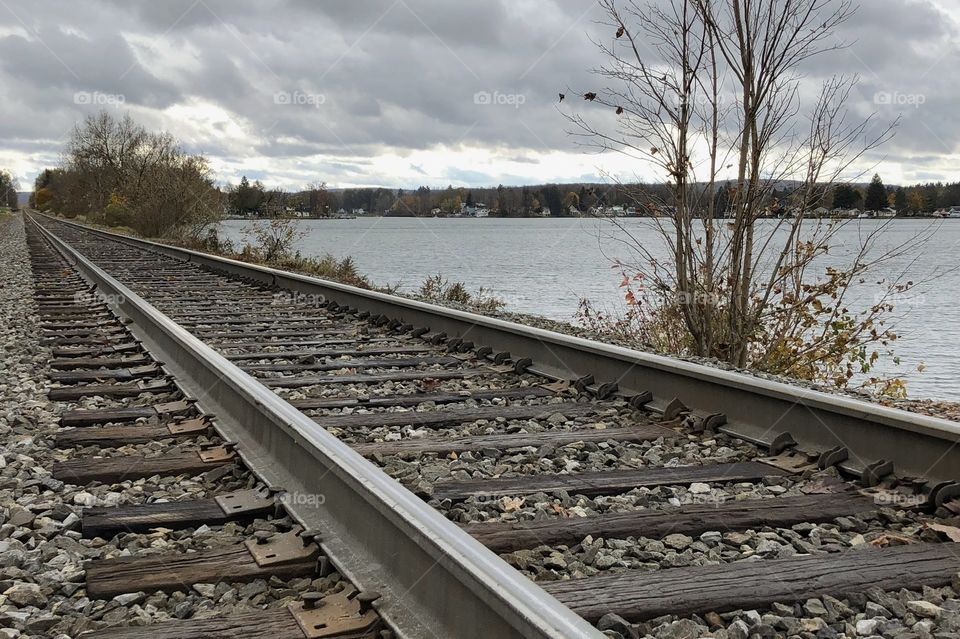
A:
<box><xmin>356</xmin><ymin>591</ymin><xmax>381</xmax><ymax>613</ymax></box>
<box><xmin>302</xmin><ymin>592</ymin><xmax>325</xmax><ymax>610</ymax></box>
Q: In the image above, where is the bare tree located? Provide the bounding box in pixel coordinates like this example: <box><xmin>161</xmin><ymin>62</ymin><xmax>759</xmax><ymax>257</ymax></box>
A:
<box><xmin>568</xmin><ymin>0</ymin><xmax>933</xmax><ymax>393</ymax></box>
<box><xmin>0</xmin><ymin>169</ymin><xmax>19</xmax><ymax>210</ymax></box>
<box><xmin>52</xmin><ymin>111</ymin><xmax>223</xmax><ymax>238</ymax></box>
<box><xmin>243</xmin><ymin>189</ymin><xmax>305</xmax><ymax>262</ymax></box>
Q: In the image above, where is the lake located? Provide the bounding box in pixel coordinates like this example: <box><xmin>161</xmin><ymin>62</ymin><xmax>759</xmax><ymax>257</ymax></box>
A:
<box><xmin>219</xmin><ymin>217</ymin><xmax>960</xmax><ymax>401</ymax></box>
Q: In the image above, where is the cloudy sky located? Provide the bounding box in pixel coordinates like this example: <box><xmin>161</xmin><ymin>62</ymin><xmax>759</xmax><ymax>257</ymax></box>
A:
<box><xmin>1</xmin><ymin>0</ymin><xmax>958</xmax><ymax>191</ymax></box>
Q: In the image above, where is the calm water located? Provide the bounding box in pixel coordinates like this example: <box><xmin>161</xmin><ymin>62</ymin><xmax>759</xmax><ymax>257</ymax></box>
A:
<box><xmin>219</xmin><ymin>217</ymin><xmax>960</xmax><ymax>401</ymax></box>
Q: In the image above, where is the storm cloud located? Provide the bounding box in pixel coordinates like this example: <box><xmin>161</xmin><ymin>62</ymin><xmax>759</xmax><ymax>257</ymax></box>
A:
<box><xmin>0</xmin><ymin>0</ymin><xmax>957</xmax><ymax>190</ymax></box>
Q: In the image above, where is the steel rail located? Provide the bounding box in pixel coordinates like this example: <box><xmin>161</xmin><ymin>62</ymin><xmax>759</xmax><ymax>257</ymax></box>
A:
<box><xmin>37</xmin><ymin>214</ymin><xmax>960</xmax><ymax>484</ymax></box>
<box><xmin>29</xmin><ymin>217</ymin><xmax>604</xmax><ymax>639</ymax></box>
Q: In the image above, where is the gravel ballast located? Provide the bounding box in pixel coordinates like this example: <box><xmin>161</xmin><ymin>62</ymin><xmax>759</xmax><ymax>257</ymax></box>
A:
<box><xmin>1</xmin><ymin>215</ymin><xmax>350</xmax><ymax>638</ymax></box>
<box><xmin>19</xmin><ymin>213</ymin><xmax>960</xmax><ymax>639</ymax></box>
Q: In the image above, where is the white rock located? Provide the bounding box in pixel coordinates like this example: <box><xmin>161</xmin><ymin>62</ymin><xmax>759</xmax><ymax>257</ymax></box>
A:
<box><xmin>3</xmin><ymin>582</ymin><xmax>46</xmax><ymax>607</ymax></box>
<box><xmin>192</xmin><ymin>583</ymin><xmax>217</xmax><ymax>598</ymax></box>
<box><xmin>856</xmin><ymin>619</ymin><xmax>879</xmax><ymax>636</ymax></box>
<box><xmin>689</xmin><ymin>482</ymin><xmax>711</xmax><ymax>494</ymax></box>
<box><xmin>907</xmin><ymin>600</ymin><xmax>943</xmax><ymax>618</ymax></box>
<box><xmin>72</xmin><ymin>491</ymin><xmax>96</xmax><ymax>507</ymax></box>
<box><xmin>113</xmin><ymin>592</ymin><xmax>145</xmax><ymax>606</ymax></box>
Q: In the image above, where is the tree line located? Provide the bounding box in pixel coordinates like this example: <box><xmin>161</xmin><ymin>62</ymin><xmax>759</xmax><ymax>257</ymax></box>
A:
<box><xmin>30</xmin><ymin>112</ymin><xmax>222</xmax><ymax>238</ymax></box>
<box><xmin>223</xmin><ymin>174</ymin><xmax>960</xmax><ymax>219</ymax></box>
<box><xmin>221</xmin><ymin>179</ymin><xmax>636</xmax><ymax>218</ymax></box>
<box><xmin>0</xmin><ymin>170</ymin><xmax>19</xmax><ymax>210</ymax></box>
<box><xmin>833</xmin><ymin>174</ymin><xmax>960</xmax><ymax>214</ymax></box>
<box><xmin>24</xmin><ymin>110</ymin><xmax>960</xmax><ymax>231</ymax></box>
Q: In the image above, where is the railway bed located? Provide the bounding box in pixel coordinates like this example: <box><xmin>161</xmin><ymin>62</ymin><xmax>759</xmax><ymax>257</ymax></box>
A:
<box><xmin>4</xmin><ymin>211</ymin><xmax>960</xmax><ymax>639</ymax></box>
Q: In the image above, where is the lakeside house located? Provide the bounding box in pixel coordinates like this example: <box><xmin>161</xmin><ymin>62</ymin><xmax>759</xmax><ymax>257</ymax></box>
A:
<box><xmin>857</xmin><ymin>207</ymin><xmax>897</xmax><ymax>219</ymax></box>
<box><xmin>462</xmin><ymin>203</ymin><xmax>490</xmax><ymax>218</ymax></box>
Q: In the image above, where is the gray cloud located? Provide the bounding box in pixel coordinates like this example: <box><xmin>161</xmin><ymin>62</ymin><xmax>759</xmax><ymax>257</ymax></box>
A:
<box><xmin>0</xmin><ymin>0</ymin><xmax>957</xmax><ymax>189</ymax></box>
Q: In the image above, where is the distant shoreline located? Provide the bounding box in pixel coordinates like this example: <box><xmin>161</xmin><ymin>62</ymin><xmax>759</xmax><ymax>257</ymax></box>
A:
<box><xmin>223</xmin><ymin>214</ymin><xmax>953</xmax><ymax>221</ymax></box>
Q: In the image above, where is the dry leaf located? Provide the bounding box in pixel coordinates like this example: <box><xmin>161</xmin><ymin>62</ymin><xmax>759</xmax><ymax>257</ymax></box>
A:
<box><xmin>500</xmin><ymin>496</ymin><xmax>525</xmax><ymax>513</ymax></box>
<box><xmin>927</xmin><ymin>523</ymin><xmax>960</xmax><ymax>542</ymax></box>
<box><xmin>870</xmin><ymin>534</ymin><xmax>915</xmax><ymax>547</ymax></box>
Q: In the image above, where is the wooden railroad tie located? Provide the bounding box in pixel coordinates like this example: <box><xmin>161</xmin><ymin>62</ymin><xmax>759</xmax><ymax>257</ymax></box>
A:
<box><xmin>48</xmin><ymin>380</ymin><xmax>175</xmax><ymax>401</ymax></box>
<box><xmin>60</xmin><ymin>399</ymin><xmax>195</xmax><ymax>427</ymax></box>
<box><xmin>81</xmin><ymin>489</ymin><xmax>275</xmax><ymax>538</ymax></box>
<box><xmin>49</xmin><ymin>354</ymin><xmax>152</xmax><ymax>370</ymax></box>
<box><xmin>51</xmin><ymin>342</ymin><xmax>140</xmax><ymax>357</ymax></box>
<box><xmin>287</xmin><ymin>385</ymin><xmax>554</xmax><ymax>410</ymax></box>
<box><xmin>42</xmin><ymin>335</ymin><xmax>131</xmax><ymax>347</ymax></box>
<box><xmin>263</xmin><ymin>368</ymin><xmax>492</xmax><ymax>388</ymax></box>
<box><xmin>464</xmin><ymin>492</ymin><xmax>875</xmax><ymax>552</ymax></box>
<box><xmin>56</xmin><ymin>401</ymin><xmax>613</xmax><ymax>449</ymax></box>
<box><xmin>354</xmin><ymin>423</ymin><xmax>677</xmax><ymax>457</ymax></box>
<box><xmin>189</xmin><ymin>328</ymin><xmax>357</xmax><ymax>339</ymax></box>
<box><xmin>52</xmin><ymin>446</ymin><xmax>236</xmax><ymax>485</ymax></box>
<box><xmin>85</xmin><ymin>530</ymin><xmax>320</xmax><ymax>599</ymax></box>
<box><xmin>225</xmin><ymin>345</ymin><xmax>434</xmax><ymax>361</ymax></box>
<box><xmin>312</xmin><ymin>402</ymin><xmax>599</xmax><ymax>432</ymax></box>
<box><xmin>241</xmin><ymin>355</ymin><xmax>461</xmax><ymax>374</ymax></box>
<box><xmin>42</xmin><ymin>319</ymin><xmax>129</xmax><ymax>330</ymax></box>
<box><xmin>542</xmin><ymin>542</ymin><xmax>960</xmax><ymax>622</ymax></box>
<box><xmin>55</xmin><ymin>416</ymin><xmax>211</xmax><ymax>447</ymax></box>
<box><xmin>78</xmin><ymin>588</ymin><xmax>381</xmax><ymax>639</ymax></box>
<box><xmin>431</xmin><ymin>461</ymin><xmax>790</xmax><ymax>502</ymax></box>
<box><xmin>49</xmin><ymin>364</ymin><xmax>161</xmax><ymax>383</ymax></box>
<box><xmin>41</xmin><ymin>326</ymin><xmax>125</xmax><ymax>338</ymax></box>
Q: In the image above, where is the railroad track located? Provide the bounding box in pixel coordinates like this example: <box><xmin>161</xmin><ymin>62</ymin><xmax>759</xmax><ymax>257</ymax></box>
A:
<box><xmin>16</xmin><ymin>212</ymin><xmax>960</xmax><ymax>639</ymax></box>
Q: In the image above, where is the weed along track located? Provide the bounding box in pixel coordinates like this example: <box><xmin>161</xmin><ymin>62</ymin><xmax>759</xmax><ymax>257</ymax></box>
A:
<box><xmin>12</xmin><ymin>212</ymin><xmax>960</xmax><ymax>639</ymax></box>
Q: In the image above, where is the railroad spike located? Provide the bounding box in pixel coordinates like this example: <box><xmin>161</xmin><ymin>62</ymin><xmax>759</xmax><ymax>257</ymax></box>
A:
<box><xmin>768</xmin><ymin>431</ymin><xmax>797</xmax><ymax>456</ymax></box>
<box><xmin>301</xmin><ymin>592</ymin><xmax>325</xmax><ymax>610</ymax></box>
<box><xmin>929</xmin><ymin>481</ymin><xmax>960</xmax><ymax>508</ymax></box>
<box><xmin>356</xmin><ymin>590</ymin><xmax>382</xmax><ymax>613</ymax></box>
<box><xmin>818</xmin><ymin>445</ymin><xmax>849</xmax><ymax>470</ymax></box>
<box><xmin>701</xmin><ymin>412</ymin><xmax>727</xmax><ymax>431</ymax></box>
<box><xmin>513</xmin><ymin>357</ymin><xmax>533</xmax><ymax>374</ymax></box>
<box><xmin>594</xmin><ymin>381</ymin><xmax>618</xmax><ymax>400</ymax></box>
<box><xmin>627</xmin><ymin>390</ymin><xmax>654</xmax><ymax>408</ymax></box>
<box><xmin>861</xmin><ymin>459</ymin><xmax>894</xmax><ymax>487</ymax></box>
<box><xmin>573</xmin><ymin>374</ymin><xmax>595</xmax><ymax>392</ymax></box>
<box><xmin>662</xmin><ymin>397</ymin><xmax>688</xmax><ymax>420</ymax></box>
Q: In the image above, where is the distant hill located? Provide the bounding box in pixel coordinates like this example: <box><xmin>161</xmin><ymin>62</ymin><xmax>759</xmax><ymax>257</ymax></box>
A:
<box><xmin>17</xmin><ymin>192</ymin><xmax>30</xmax><ymax>207</ymax></box>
